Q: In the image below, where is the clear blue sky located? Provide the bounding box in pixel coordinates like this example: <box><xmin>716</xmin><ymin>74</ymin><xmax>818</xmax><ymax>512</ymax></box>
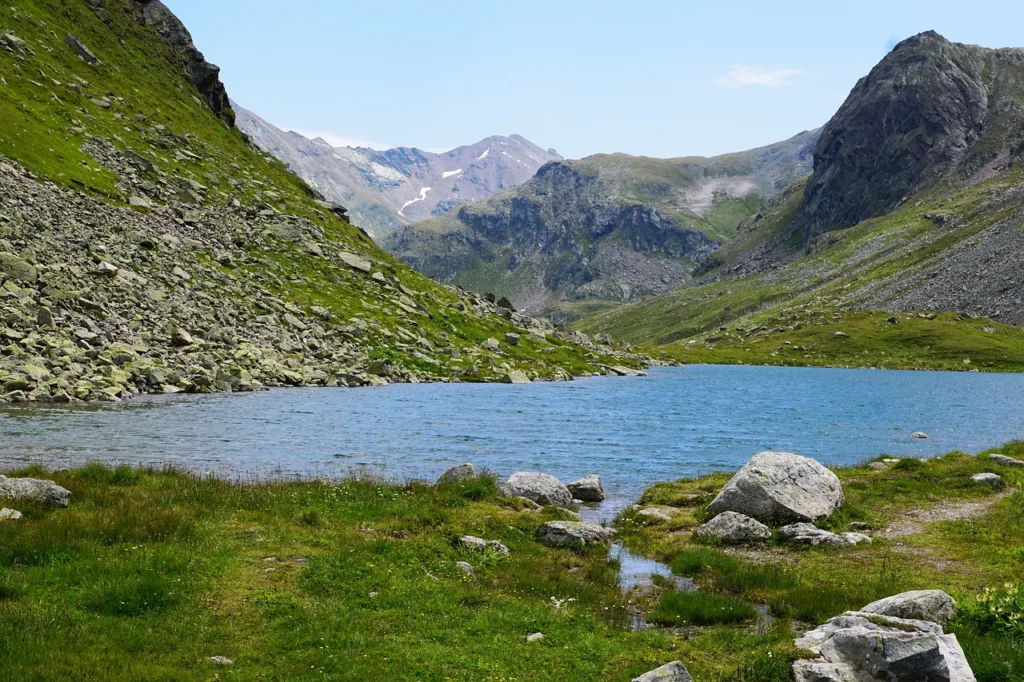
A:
<box><xmin>167</xmin><ymin>0</ymin><xmax>1024</xmax><ymax>159</ymax></box>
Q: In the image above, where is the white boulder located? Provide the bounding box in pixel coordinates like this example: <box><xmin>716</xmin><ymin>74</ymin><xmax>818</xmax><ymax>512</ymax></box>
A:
<box><xmin>708</xmin><ymin>452</ymin><xmax>844</xmax><ymax>523</ymax></box>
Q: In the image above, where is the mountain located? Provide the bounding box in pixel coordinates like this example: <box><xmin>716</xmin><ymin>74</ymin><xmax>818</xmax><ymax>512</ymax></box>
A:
<box><xmin>0</xmin><ymin>0</ymin><xmax>643</xmax><ymax>405</ymax></box>
<box><xmin>384</xmin><ymin>130</ymin><xmax>819</xmax><ymax>315</ymax></box>
<box><xmin>234</xmin><ymin>105</ymin><xmax>561</xmax><ymax>240</ymax></box>
<box><xmin>575</xmin><ymin>32</ymin><xmax>1024</xmax><ymax>370</ymax></box>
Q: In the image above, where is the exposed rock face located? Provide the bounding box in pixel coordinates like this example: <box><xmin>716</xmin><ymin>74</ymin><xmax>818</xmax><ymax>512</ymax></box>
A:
<box><xmin>437</xmin><ymin>463</ymin><xmax>476</xmax><ymax>485</ymax></box>
<box><xmin>386</xmin><ymin>131</ymin><xmax>819</xmax><ymax>314</ymax></box>
<box><xmin>567</xmin><ymin>474</ymin><xmax>604</xmax><ymax>502</ymax></box>
<box><xmin>695</xmin><ymin>511</ymin><xmax>771</xmax><ymax>543</ymax></box>
<box><xmin>861</xmin><ymin>590</ymin><xmax>957</xmax><ymax>625</ymax></box>
<box><xmin>793</xmin><ymin>612</ymin><xmax>976</xmax><ymax>682</ymax></box>
<box><xmin>707</xmin><ymin>452</ymin><xmax>844</xmax><ymax>524</ymax></box>
<box><xmin>632</xmin><ymin>661</ymin><xmax>694</xmax><ymax>682</ymax></box>
<box><xmin>778</xmin><ymin>523</ymin><xmax>871</xmax><ymax>547</ymax></box>
<box><xmin>801</xmin><ymin>31</ymin><xmax>1024</xmax><ymax>238</ymax></box>
<box><xmin>500</xmin><ymin>472</ymin><xmax>572</xmax><ymax>508</ymax></box>
<box><xmin>989</xmin><ymin>454</ymin><xmax>1024</xmax><ymax>467</ymax></box>
<box><xmin>0</xmin><ymin>476</ymin><xmax>71</xmax><ymax>507</ymax></box>
<box><xmin>536</xmin><ymin>521</ymin><xmax>613</xmax><ymax>548</ymax></box>
<box><xmin>134</xmin><ymin>1</ymin><xmax>234</xmax><ymax>126</ymax></box>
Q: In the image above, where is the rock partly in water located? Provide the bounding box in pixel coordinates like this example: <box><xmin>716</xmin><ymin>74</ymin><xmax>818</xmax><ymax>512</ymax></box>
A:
<box><xmin>793</xmin><ymin>611</ymin><xmax>976</xmax><ymax>682</ymax></box>
<box><xmin>536</xmin><ymin>521</ymin><xmax>613</xmax><ymax>548</ymax></box>
<box><xmin>567</xmin><ymin>474</ymin><xmax>604</xmax><ymax>502</ymax></box>
<box><xmin>502</xmin><ymin>370</ymin><xmax>531</xmax><ymax>384</ymax></box>
<box><xmin>989</xmin><ymin>454</ymin><xmax>1024</xmax><ymax>468</ymax></box>
<box><xmin>0</xmin><ymin>476</ymin><xmax>71</xmax><ymax>507</ymax></box>
<box><xmin>778</xmin><ymin>523</ymin><xmax>871</xmax><ymax>547</ymax></box>
<box><xmin>707</xmin><ymin>451</ymin><xmax>844</xmax><ymax>523</ymax></box>
<box><xmin>695</xmin><ymin>512</ymin><xmax>771</xmax><ymax>544</ymax></box>
<box><xmin>911</xmin><ymin>431</ymin><xmax>929</xmax><ymax>439</ymax></box>
<box><xmin>632</xmin><ymin>660</ymin><xmax>694</xmax><ymax>682</ymax></box>
<box><xmin>860</xmin><ymin>590</ymin><xmax>957</xmax><ymax>625</ymax></box>
<box><xmin>501</xmin><ymin>472</ymin><xmax>572</xmax><ymax>508</ymax></box>
<box><xmin>437</xmin><ymin>463</ymin><xmax>476</xmax><ymax>485</ymax></box>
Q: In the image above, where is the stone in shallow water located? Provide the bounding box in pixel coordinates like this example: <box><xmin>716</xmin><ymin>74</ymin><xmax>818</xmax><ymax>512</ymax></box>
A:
<box><xmin>567</xmin><ymin>474</ymin><xmax>604</xmax><ymax>502</ymax></box>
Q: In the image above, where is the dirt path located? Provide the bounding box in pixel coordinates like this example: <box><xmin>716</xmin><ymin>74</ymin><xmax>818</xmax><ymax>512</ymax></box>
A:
<box><xmin>880</xmin><ymin>489</ymin><xmax>1015</xmax><ymax>540</ymax></box>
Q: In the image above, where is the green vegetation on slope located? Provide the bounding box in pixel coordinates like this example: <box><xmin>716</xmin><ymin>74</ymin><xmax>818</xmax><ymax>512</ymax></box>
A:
<box><xmin>619</xmin><ymin>443</ymin><xmax>1024</xmax><ymax>681</ymax></box>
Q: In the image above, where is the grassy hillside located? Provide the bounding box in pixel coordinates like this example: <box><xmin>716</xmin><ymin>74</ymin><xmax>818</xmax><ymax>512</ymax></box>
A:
<box><xmin>0</xmin><ymin>0</ymin><xmax>639</xmax><ymax>403</ymax></box>
<box><xmin>577</xmin><ymin>159</ymin><xmax>1024</xmax><ymax>372</ymax></box>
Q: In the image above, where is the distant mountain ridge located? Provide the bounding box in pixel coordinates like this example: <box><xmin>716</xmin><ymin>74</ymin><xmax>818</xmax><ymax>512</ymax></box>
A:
<box><xmin>385</xmin><ymin>130</ymin><xmax>819</xmax><ymax>315</ymax></box>
<box><xmin>234</xmin><ymin>105</ymin><xmax>561</xmax><ymax>239</ymax></box>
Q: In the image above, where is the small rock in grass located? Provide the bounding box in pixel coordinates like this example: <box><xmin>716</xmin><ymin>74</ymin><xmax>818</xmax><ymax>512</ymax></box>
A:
<box><xmin>526</xmin><ymin>632</ymin><xmax>544</xmax><ymax>642</ymax></box>
<box><xmin>632</xmin><ymin>660</ymin><xmax>694</xmax><ymax>682</ymax></box>
<box><xmin>971</xmin><ymin>472</ymin><xmax>1002</xmax><ymax>485</ymax></box>
<box><xmin>989</xmin><ymin>454</ymin><xmax>1024</xmax><ymax>468</ymax></box>
<box><xmin>0</xmin><ymin>476</ymin><xmax>71</xmax><ymax>507</ymax></box>
<box><xmin>695</xmin><ymin>511</ymin><xmax>771</xmax><ymax>544</ymax></box>
<box><xmin>868</xmin><ymin>461</ymin><xmax>888</xmax><ymax>471</ymax></box>
<box><xmin>501</xmin><ymin>472</ymin><xmax>572</xmax><ymax>507</ymax></box>
<box><xmin>455</xmin><ymin>561</ymin><xmax>474</xmax><ymax>577</ymax></box>
<box><xmin>536</xmin><ymin>521</ymin><xmax>613</xmax><ymax>548</ymax></box>
<box><xmin>436</xmin><ymin>463</ymin><xmax>475</xmax><ymax>485</ymax></box>
<box><xmin>486</xmin><ymin>540</ymin><xmax>510</xmax><ymax>556</ymax></box>
<box><xmin>208</xmin><ymin>656</ymin><xmax>233</xmax><ymax>667</ymax></box>
<box><xmin>778</xmin><ymin>523</ymin><xmax>871</xmax><ymax>547</ymax></box>
<box><xmin>0</xmin><ymin>508</ymin><xmax>23</xmax><ymax>521</ymax></box>
<box><xmin>458</xmin><ymin>535</ymin><xmax>487</xmax><ymax>552</ymax></box>
<box><xmin>636</xmin><ymin>507</ymin><xmax>673</xmax><ymax>522</ymax></box>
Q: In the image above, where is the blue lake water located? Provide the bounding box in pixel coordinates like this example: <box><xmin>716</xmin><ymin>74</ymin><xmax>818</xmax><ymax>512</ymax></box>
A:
<box><xmin>1</xmin><ymin>365</ymin><xmax>1023</xmax><ymax>516</ymax></box>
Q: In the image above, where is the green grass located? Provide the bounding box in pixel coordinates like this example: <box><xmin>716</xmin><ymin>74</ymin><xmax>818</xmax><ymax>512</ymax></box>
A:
<box><xmin>649</xmin><ymin>590</ymin><xmax>757</xmax><ymax>626</ymax></box>
<box><xmin>617</xmin><ymin>441</ymin><xmax>1024</xmax><ymax>681</ymax></box>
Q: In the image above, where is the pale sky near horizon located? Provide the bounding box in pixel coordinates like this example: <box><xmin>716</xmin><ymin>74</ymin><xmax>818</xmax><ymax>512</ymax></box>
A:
<box><xmin>166</xmin><ymin>0</ymin><xmax>1024</xmax><ymax>160</ymax></box>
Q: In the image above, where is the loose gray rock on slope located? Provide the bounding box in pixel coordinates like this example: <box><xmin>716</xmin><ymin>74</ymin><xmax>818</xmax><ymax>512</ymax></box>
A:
<box><xmin>778</xmin><ymin>523</ymin><xmax>871</xmax><ymax>548</ymax></box>
<box><xmin>989</xmin><ymin>454</ymin><xmax>1024</xmax><ymax>468</ymax></box>
<box><xmin>793</xmin><ymin>611</ymin><xmax>976</xmax><ymax>682</ymax></box>
<box><xmin>707</xmin><ymin>452</ymin><xmax>844</xmax><ymax>523</ymax></box>
<box><xmin>501</xmin><ymin>472</ymin><xmax>572</xmax><ymax>508</ymax></box>
<box><xmin>437</xmin><ymin>463</ymin><xmax>476</xmax><ymax>485</ymax></box>
<box><xmin>0</xmin><ymin>476</ymin><xmax>71</xmax><ymax>507</ymax></box>
<box><xmin>695</xmin><ymin>511</ymin><xmax>771</xmax><ymax>544</ymax></box>
<box><xmin>861</xmin><ymin>590</ymin><xmax>957</xmax><ymax>625</ymax></box>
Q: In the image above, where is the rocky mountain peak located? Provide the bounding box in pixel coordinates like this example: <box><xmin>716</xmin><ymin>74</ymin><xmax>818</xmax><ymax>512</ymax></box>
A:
<box><xmin>800</xmin><ymin>31</ymin><xmax>1024</xmax><ymax>238</ymax></box>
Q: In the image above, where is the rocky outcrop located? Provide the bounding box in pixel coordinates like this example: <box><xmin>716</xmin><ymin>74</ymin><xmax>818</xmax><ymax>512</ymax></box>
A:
<box><xmin>707</xmin><ymin>452</ymin><xmax>844</xmax><ymax>524</ymax></box>
<box><xmin>801</xmin><ymin>31</ymin><xmax>1024</xmax><ymax>238</ymax></box>
<box><xmin>989</xmin><ymin>454</ymin><xmax>1024</xmax><ymax>467</ymax></box>
<box><xmin>860</xmin><ymin>590</ymin><xmax>957</xmax><ymax>625</ymax></box>
<box><xmin>567</xmin><ymin>474</ymin><xmax>604</xmax><ymax>502</ymax></box>
<box><xmin>500</xmin><ymin>472</ymin><xmax>573</xmax><ymax>508</ymax></box>
<box><xmin>632</xmin><ymin>661</ymin><xmax>694</xmax><ymax>682</ymax></box>
<box><xmin>793</xmin><ymin>611</ymin><xmax>976</xmax><ymax>681</ymax></box>
<box><xmin>133</xmin><ymin>1</ymin><xmax>234</xmax><ymax>126</ymax></box>
<box><xmin>695</xmin><ymin>511</ymin><xmax>771</xmax><ymax>544</ymax></box>
<box><xmin>0</xmin><ymin>476</ymin><xmax>71</xmax><ymax>507</ymax></box>
<box><xmin>536</xmin><ymin>521</ymin><xmax>613</xmax><ymax>548</ymax></box>
<box><xmin>386</xmin><ymin>131</ymin><xmax>819</xmax><ymax>314</ymax></box>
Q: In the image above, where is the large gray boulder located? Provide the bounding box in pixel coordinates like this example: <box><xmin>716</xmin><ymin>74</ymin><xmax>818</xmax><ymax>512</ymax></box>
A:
<box><xmin>0</xmin><ymin>476</ymin><xmax>71</xmax><ymax>507</ymax></box>
<box><xmin>501</xmin><ymin>472</ymin><xmax>572</xmax><ymax>508</ymax></box>
<box><xmin>536</xmin><ymin>521</ymin><xmax>612</xmax><ymax>548</ymax></box>
<box><xmin>632</xmin><ymin>661</ymin><xmax>693</xmax><ymax>682</ymax></box>
<box><xmin>708</xmin><ymin>452</ymin><xmax>844</xmax><ymax>523</ymax></box>
<box><xmin>793</xmin><ymin>611</ymin><xmax>976</xmax><ymax>681</ymax></box>
<box><xmin>695</xmin><ymin>512</ymin><xmax>771</xmax><ymax>544</ymax></box>
<box><xmin>567</xmin><ymin>474</ymin><xmax>604</xmax><ymax>502</ymax></box>
<box><xmin>861</xmin><ymin>590</ymin><xmax>957</xmax><ymax>625</ymax></box>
